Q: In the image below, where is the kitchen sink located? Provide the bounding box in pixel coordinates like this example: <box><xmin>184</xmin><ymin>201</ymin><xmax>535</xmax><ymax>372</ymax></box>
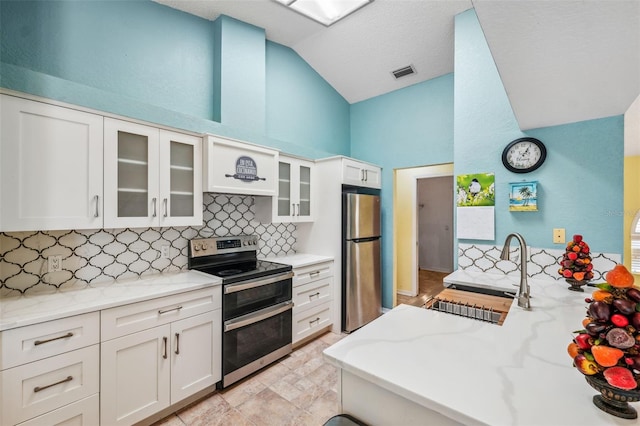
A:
<box><xmin>424</xmin><ymin>287</ymin><xmax>513</xmax><ymax>325</ymax></box>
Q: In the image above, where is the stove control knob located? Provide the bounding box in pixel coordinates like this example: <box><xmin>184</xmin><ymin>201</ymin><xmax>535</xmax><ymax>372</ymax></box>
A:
<box><xmin>202</xmin><ymin>243</ymin><xmax>208</xmax><ymax>250</ymax></box>
<box><xmin>194</xmin><ymin>244</ymin><xmax>201</xmax><ymax>251</ymax></box>
<box><xmin>252</xmin><ymin>240</ymin><xmax>257</xmax><ymax>245</ymax></box>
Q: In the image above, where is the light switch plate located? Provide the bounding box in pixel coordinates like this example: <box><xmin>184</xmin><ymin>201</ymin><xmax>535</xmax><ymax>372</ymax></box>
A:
<box><xmin>553</xmin><ymin>228</ymin><xmax>565</xmax><ymax>244</ymax></box>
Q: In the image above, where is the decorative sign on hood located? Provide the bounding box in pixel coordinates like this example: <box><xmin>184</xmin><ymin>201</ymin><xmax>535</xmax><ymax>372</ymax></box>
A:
<box><xmin>225</xmin><ymin>156</ymin><xmax>266</xmax><ymax>182</ymax></box>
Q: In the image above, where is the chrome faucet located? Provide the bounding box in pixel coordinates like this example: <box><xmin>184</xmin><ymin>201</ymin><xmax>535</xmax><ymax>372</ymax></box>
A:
<box><xmin>500</xmin><ymin>233</ymin><xmax>531</xmax><ymax>309</ymax></box>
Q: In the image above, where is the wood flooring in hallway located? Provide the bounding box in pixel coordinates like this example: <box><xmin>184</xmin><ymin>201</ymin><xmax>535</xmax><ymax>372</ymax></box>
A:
<box><xmin>396</xmin><ymin>269</ymin><xmax>449</xmax><ymax>307</ymax></box>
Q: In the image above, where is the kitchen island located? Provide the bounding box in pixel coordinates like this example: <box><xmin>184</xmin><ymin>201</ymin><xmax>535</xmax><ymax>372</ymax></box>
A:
<box><xmin>323</xmin><ymin>274</ymin><xmax>636</xmax><ymax>425</ymax></box>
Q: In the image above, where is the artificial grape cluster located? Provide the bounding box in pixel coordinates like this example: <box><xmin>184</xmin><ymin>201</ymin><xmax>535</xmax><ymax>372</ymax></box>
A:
<box><xmin>569</xmin><ymin>265</ymin><xmax>640</xmax><ymax>390</ymax></box>
<box><xmin>558</xmin><ymin>234</ymin><xmax>594</xmax><ymax>282</ymax></box>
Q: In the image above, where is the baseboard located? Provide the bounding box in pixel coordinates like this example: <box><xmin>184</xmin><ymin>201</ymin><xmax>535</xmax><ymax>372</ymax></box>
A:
<box><xmin>397</xmin><ymin>289</ymin><xmax>417</xmax><ymax>297</ymax></box>
<box><xmin>419</xmin><ymin>267</ymin><xmax>452</xmax><ymax>273</ymax></box>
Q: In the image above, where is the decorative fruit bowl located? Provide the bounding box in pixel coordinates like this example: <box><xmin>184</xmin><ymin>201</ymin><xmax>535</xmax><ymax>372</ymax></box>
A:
<box><xmin>585</xmin><ymin>375</ymin><xmax>640</xmax><ymax>419</ymax></box>
<box><xmin>568</xmin><ymin>264</ymin><xmax>640</xmax><ymax>419</ymax></box>
<box><xmin>559</xmin><ymin>234</ymin><xmax>594</xmax><ymax>291</ymax></box>
<box><xmin>566</xmin><ymin>278</ymin><xmax>588</xmax><ymax>292</ymax></box>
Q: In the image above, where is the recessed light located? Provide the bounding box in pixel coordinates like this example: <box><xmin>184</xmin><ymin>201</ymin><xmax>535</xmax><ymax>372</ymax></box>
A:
<box><xmin>273</xmin><ymin>0</ymin><xmax>373</xmax><ymax>27</ymax></box>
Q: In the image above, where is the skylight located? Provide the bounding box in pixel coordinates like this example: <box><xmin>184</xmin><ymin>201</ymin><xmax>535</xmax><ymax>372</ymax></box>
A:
<box><xmin>273</xmin><ymin>0</ymin><xmax>373</xmax><ymax>26</ymax></box>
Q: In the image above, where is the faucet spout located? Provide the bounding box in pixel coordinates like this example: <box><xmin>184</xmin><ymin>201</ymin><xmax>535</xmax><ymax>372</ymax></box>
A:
<box><xmin>500</xmin><ymin>233</ymin><xmax>531</xmax><ymax>310</ymax></box>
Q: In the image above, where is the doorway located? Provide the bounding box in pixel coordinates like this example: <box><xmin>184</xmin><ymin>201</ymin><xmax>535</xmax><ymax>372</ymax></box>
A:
<box><xmin>393</xmin><ymin>163</ymin><xmax>454</xmax><ymax>307</ymax></box>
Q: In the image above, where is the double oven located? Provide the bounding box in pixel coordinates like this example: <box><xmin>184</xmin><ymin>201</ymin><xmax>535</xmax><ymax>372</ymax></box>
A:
<box><xmin>188</xmin><ymin>235</ymin><xmax>293</xmax><ymax>388</ymax></box>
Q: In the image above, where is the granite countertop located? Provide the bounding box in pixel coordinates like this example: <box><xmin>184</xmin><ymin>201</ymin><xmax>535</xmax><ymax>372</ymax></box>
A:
<box><xmin>323</xmin><ymin>274</ymin><xmax>632</xmax><ymax>425</ymax></box>
<box><xmin>261</xmin><ymin>253</ymin><xmax>334</xmax><ymax>268</ymax></box>
<box><xmin>0</xmin><ymin>271</ymin><xmax>221</xmax><ymax>331</ymax></box>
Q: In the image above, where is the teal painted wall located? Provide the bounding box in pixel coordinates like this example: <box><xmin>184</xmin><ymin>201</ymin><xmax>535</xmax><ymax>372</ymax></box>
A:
<box><xmin>266</xmin><ymin>42</ymin><xmax>350</xmax><ymax>156</ymax></box>
<box><xmin>350</xmin><ymin>74</ymin><xmax>455</xmax><ymax>308</ymax></box>
<box><xmin>214</xmin><ymin>15</ymin><xmax>266</xmax><ymax>135</ymax></box>
<box><xmin>454</xmin><ymin>9</ymin><xmax>623</xmax><ymax>254</ymax></box>
<box><xmin>0</xmin><ymin>0</ymin><xmax>349</xmax><ymax>158</ymax></box>
<box><xmin>1</xmin><ymin>0</ymin><xmax>215</xmax><ymax>120</ymax></box>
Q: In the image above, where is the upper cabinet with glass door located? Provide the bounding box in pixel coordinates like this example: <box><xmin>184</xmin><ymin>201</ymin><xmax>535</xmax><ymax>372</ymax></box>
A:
<box><xmin>256</xmin><ymin>154</ymin><xmax>315</xmax><ymax>223</ymax></box>
<box><xmin>104</xmin><ymin>118</ymin><xmax>202</xmax><ymax>229</ymax></box>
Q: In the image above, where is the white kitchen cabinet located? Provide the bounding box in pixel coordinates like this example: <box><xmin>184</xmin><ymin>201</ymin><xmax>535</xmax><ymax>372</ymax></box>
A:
<box><xmin>100</xmin><ymin>287</ymin><xmax>221</xmax><ymax>426</ymax></box>
<box><xmin>255</xmin><ymin>154</ymin><xmax>315</xmax><ymax>223</ymax></box>
<box><xmin>291</xmin><ymin>260</ymin><xmax>333</xmax><ymax>346</ymax></box>
<box><xmin>104</xmin><ymin>118</ymin><xmax>202</xmax><ymax>229</ymax></box>
<box><xmin>203</xmin><ymin>134</ymin><xmax>278</xmax><ymax>196</ymax></box>
<box><xmin>0</xmin><ymin>313</ymin><xmax>101</xmax><ymax>426</ymax></box>
<box><xmin>0</xmin><ymin>94</ymin><xmax>104</xmax><ymax>232</ymax></box>
<box><xmin>17</xmin><ymin>394</ymin><xmax>99</xmax><ymax>426</ymax></box>
<box><xmin>342</xmin><ymin>157</ymin><xmax>381</xmax><ymax>189</ymax></box>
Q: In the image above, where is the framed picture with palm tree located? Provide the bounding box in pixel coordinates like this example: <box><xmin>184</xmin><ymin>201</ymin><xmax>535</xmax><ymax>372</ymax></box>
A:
<box><xmin>509</xmin><ymin>181</ymin><xmax>538</xmax><ymax>211</ymax></box>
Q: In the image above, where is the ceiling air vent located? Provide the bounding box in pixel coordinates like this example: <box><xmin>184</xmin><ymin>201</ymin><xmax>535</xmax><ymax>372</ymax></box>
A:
<box><xmin>391</xmin><ymin>65</ymin><xmax>416</xmax><ymax>79</ymax></box>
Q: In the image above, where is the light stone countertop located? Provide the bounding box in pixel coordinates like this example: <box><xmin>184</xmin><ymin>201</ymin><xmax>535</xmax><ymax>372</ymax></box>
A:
<box><xmin>323</xmin><ymin>274</ymin><xmax>633</xmax><ymax>426</ymax></box>
<box><xmin>0</xmin><ymin>271</ymin><xmax>221</xmax><ymax>331</ymax></box>
<box><xmin>261</xmin><ymin>253</ymin><xmax>334</xmax><ymax>268</ymax></box>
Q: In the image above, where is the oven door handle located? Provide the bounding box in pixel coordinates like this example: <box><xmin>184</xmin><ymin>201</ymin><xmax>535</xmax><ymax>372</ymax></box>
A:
<box><xmin>224</xmin><ymin>301</ymin><xmax>293</xmax><ymax>332</ymax></box>
<box><xmin>224</xmin><ymin>271</ymin><xmax>294</xmax><ymax>294</ymax></box>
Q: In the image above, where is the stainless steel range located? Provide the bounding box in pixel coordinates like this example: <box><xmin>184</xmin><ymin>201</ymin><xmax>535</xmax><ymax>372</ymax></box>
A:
<box><xmin>188</xmin><ymin>235</ymin><xmax>293</xmax><ymax>388</ymax></box>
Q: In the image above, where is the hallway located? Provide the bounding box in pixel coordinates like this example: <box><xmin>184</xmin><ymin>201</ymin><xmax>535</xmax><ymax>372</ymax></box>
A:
<box><xmin>396</xmin><ymin>269</ymin><xmax>448</xmax><ymax>307</ymax></box>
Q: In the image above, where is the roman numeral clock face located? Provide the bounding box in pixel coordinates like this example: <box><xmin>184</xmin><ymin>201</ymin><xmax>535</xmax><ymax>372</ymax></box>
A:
<box><xmin>501</xmin><ymin>137</ymin><xmax>547</xmax><ymax>173</ymax></box>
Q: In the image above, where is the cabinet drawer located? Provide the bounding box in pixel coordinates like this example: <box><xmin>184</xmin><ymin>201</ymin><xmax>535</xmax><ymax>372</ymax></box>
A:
<box><xmin>0</xmin><ymin>312</ymin><xmax>99</xmax><ymax>370</ymax></box>
<box><xmin>17</xmin><ymin>394</ymin><xmax>99</xmax><ymax>426</ymax></box>
<box><xmin>0</xmin><ymin>345</ymin><xmax>99</xmax><ymax>426</ymax></box>
<box><xmin>293</xmin><ymin>277</ymin><xmax>332</xmax><ymax>313</ymax></box>
<box><xmin>101</xmin><ymin>287</ymin><xmax>220</xmax><ymax>341</ymax></box>
<box><xmin>293</xmin><ymin>301</ymin><xmax>332</xmax><ymax>344</ymax></box>
<box><xmin>293</xmin><ymin>261</ymin><xmax>333</xmax><ymax>287</ymax></box>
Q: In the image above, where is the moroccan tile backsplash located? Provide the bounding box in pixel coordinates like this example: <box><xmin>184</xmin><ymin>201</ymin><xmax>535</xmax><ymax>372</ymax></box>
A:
<box><xmin>457</xmin><ymin>243</ymin><xmax>621</xmax><ymax>282</ymax></box>
<box><xmin>0</xmin><ymin>194</ymin><xmax>296</xmax><ymax>296</ymax></box>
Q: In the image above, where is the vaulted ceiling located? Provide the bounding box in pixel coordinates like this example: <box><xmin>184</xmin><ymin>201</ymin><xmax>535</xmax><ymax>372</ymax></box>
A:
<box><xmin>155</xmin><ymin>0</ymin><xmax>640</xmax><ymax>130</ymax></box>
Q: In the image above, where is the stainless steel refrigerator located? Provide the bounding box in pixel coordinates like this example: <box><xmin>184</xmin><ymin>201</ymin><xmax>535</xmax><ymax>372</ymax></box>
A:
<box><xmin>342</xmin><ymin>191</ymin><xmax>382</xmax><ymax>333</ymax></box>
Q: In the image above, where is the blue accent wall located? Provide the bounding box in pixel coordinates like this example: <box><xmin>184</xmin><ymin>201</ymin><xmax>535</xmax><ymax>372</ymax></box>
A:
<box><xmin>1</xmin><ymin>0</ymin><xmax>216</xmax><ymax>120</ymax></box>
<box><xmin>0</xmin><ymin>0</ymin><xmax>349</xmax><ymax>158</ymax></box>
<box><xmin>214</xmin><ymin>15</ymin><xmax>266</xmax><ymax>135</ymax></box>
<box><xmin>454</xmin><ymin>8</ymin><xmax>623</xmax><ymax>254</ymax></box>
<box><xmin>266</xmin><ymin>42</ymin><xmax>350</xmax><ymax>156</ymax></box>
<box><xmin>350</xmin><ymin>74</ymin><xmax>455</xmax><ymax>308</ymax></box>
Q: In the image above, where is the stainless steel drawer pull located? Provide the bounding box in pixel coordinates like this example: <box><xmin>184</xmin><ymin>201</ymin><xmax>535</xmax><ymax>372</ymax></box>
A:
<box><xmin>162</xmin><ymin>336</ymin><xmax>168</xmax><ymax>359</ymax></box>
<box><xmin>310</xmin><ymin>271</ymin><xmax>320</xmax><ymax>277</ymax></box>
<box><xmin>34</xmin><ymin>375</ymin><xmax>73</xmax><ymax>393</ymax></box>
<box><xmin>152</xmin><ymin>197</ymin><xmax>157</xmax><ymax>217</ymax></box>
<box><xmin>34</xmin><ymin>332</ymin><xmax>74</xmax><ymax>346</ymax></box>
<box><xmin>309</xmin><ymin>317</ymin><xmax>320</xmax><ymax>326</ymax></box>
<box><xmin>94</xmin><ymin>195</ymin><xmax>99</xmax><ymax>217</ymax></box>
<box><xmin>163</xmin><ymin>198</ymin><xmax>168</xmax><ymax>217</ymax></box>
<box><xmin>309</xmin><ymin>292</ymin><xmax>321</xmax><ymax>299</ymax></box>
<box><xmin>158</xmin><ymin>306</ymin><xmax>182</xmax><ymax>315</ymax></box>
<box><xmin>175</xmin><ymin>333</ymin><xmax>180</xmax><ymax>355</ymax></box>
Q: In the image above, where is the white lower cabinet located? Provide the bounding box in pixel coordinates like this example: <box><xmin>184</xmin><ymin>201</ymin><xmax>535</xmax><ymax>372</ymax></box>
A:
<box><xmin>0</xmin><ymin>313</ymin><xmax>100</xmax><ymax>426</ymax></box>
<box><xmin>292</xmin><ymin>260</ymin><xmax>334</xmax><ymax>345</ymax></box>
<box><xmin>100</xmin><ymin>288</ymin><xmax>222</xmax><ymax>426</ymax></box>
<box><xmin>0</xmin><ymin>345</ymin><xmax>99</xmax><ymax>426</ymax></box>
<box><xmin>17</xmin><ymin>394</ymin><xmax>99</xmax><ymax>426</ymax></box>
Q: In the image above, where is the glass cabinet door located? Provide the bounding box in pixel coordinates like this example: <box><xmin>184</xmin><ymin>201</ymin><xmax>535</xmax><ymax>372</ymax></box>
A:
<box><xmin>168</xmin><ymin>140</ymin><xmax>194</xmax><ymax>217</ymax></box>
<box><xmin>278</xmin><ymin>161</ymin><xmax>292</xmax><ymax>217</ymax></box>
<box><xmin>117</xmin><ymin>131</ymin><xmax>150</xmax><ymax>218</ymax></box>
<box><xmin>298</xmin><ymin>165</ymin><xmax>311</xmax><ymax>217</ymax></box>
<box><xmin>159</xmin><ymin>130</ymin><xmax>202</xmax><ymax>227</ymax></box>
<box><xmin>104</xmin><ymin>118</ymin><xmax>159</xmax><ymax>229</ymax></box>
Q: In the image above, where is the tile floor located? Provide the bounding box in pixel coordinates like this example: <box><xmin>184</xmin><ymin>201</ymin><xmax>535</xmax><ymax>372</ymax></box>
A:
<box><xmin>155</xmin><ymin>331</ymin><xmax>344</xmax><ymax>426</ymax></box>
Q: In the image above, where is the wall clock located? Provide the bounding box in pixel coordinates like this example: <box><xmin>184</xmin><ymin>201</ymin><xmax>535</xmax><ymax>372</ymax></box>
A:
<box><xmin>501</xmin><ymin>137</ymin><xmax>547</xmax><ymax>173</ymax></box>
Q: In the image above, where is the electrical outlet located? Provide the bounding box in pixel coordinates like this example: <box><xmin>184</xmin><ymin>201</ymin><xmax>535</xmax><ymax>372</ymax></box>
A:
<box><xmin>161</xmin><ymin>245</ymin><xmax>170</xmax><ymax>258</ymax></box>
<box><xmin>48</xmin><ymin>255</ymin><xmax>62</xmax><ymax>273</ymax></box>
<box><xmin>553</xmin><ymin>228</ymin><xmax>566</xmax><ymax>244</ymax></box>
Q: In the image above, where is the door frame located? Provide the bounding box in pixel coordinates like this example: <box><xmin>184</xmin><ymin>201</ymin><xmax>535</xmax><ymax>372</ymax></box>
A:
<box><xmin>393</xmin><ymin>163</ymin><xmax>453</xmax><ymax>306</ymax></box>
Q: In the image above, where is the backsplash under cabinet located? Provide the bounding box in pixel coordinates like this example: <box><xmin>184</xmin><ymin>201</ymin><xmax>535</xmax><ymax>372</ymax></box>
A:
<box><xmin>0</xmin><ymin>194</ymin><xmax>296</xmax><ymax>296</ymax></box>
